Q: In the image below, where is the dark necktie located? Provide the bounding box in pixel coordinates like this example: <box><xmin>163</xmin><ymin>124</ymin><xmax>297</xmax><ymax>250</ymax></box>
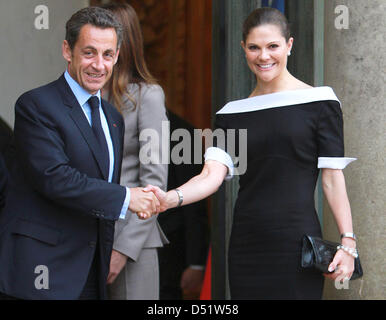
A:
<box><xmin>88</xmin><ymin>96</ymin><xmax>109</xmax><ymax>179</ymax></box>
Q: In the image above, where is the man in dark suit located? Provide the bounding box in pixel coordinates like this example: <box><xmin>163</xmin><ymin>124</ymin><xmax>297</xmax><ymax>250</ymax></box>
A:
<box><xmin>0</xmin><ymin>117</ymin><xmax>13</xmax><ymax>211</ymax></box>
<box><xmin>0</xmin><ymin>155</ymin><xmax>7</xmax><ymax>211</ymax></box>
<box><xmin>0</xmin><ymin>7</ymin><xmax>158</xmax><ymax>300</ymax></box>
<box><xmin>0</xmin><ymin>117</ymin><xmax>14</xmax><ymax>170</ymax></box>
<box><xmin>158</xmin><ymin>110</ymin><xmax>209</xmax><ymax>299</ymax></box>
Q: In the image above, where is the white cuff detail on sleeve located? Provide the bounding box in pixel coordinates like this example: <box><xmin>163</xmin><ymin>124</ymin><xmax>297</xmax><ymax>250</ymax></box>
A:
<box><xmin>119</xmin><ymin>187</ymin><xmax>131</xmax><ymax>219</ymax></box>
<box><xmin>204</xmin><ymin>147</ymin><xmax>234</xmax><ymax>180</ymax></box>
<box><xmin>317</xmin><ymin>157</ymin><xmax>357</xmax><ymax>169</ymax></box>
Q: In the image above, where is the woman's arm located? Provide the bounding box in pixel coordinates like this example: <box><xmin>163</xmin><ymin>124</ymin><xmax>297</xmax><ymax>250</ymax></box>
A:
<box><xmin>321</xmin><ymin>168</ymin><xmax>356</xmax><ymax>280</ymax></box>
<box><xmin>322</xmin><ymin>168</ymin><xmax>354</xmax><ymax>235</ymax></box>
<box><xmin>142</xmin><ymin>160</ymin><xmax>228</xmax><ymax>217</ymax></box>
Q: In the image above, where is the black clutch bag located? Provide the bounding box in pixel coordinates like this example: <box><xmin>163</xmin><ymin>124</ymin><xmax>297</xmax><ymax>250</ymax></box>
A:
<box><xmin>301</xmin><ymin>235</ymin><xmax>363</xmax><ymax>280</ymax></box>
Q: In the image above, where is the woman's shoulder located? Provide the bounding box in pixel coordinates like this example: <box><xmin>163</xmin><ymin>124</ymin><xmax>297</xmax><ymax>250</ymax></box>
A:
<box><xmin>128</xmin><ymin>83</ymin><xmax>164</xmax><ymax>99</ymax></box>
<box><xmin>217</xmin><ymin>86</ymin><xmax>340</xmax><ymax>115</ymax></box>
<box><xmin>121</xmin><ymin>83</ymin><xmax>165</xmax><ymax>111</ymax></box>
<box><xmin>126</xmin><ymin>83</ymin><xmax>166</xmax><ymax>118</ymax></box>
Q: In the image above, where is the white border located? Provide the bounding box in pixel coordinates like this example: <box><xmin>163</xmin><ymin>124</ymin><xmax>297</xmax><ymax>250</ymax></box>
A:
<box><xmin>204</xmin><ymin>147</ymin><xmax>234</xmax><ymax>180</ymax></box>
<box><xmin>217</xmin><ymin>86</ymin><xmax>340</xmax><ymax>114</ymax></box>
<box><xmin>317</xmin><ymin>157</ymin><xmax>357</xmax><ymax>169</ymax></box>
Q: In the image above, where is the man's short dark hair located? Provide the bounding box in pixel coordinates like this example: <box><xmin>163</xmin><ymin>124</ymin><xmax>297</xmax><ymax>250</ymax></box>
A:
<box><xmin>65</xmin><ymin>6</ymin><xmax>123</xmax><ymax>50</ymax></box>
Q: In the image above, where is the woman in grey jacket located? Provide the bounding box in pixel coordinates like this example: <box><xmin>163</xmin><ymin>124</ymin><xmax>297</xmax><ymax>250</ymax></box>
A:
<box><xmin>103</xmin><ymin>3</ymin><xmax>169</xmax><ymax>300</ymax></box>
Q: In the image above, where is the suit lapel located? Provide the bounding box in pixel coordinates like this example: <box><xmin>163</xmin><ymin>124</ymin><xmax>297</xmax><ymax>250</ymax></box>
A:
<box><xmin>55</xmin><ymin>74</ymin><xmax>109</xmax><ymax>180</ymax></box>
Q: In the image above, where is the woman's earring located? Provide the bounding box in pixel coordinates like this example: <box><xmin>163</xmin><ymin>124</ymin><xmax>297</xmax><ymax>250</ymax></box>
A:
<box><xmin>287</xmin><ymin>51</ymin><xmax>291</xmax><ymax>56</ymax></box>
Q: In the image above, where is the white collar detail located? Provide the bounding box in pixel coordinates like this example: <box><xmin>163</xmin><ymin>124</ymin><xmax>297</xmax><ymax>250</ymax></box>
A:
<box><xmin>217</xmin><ymin>86</ymin><xmax>341</xmax><ymax>115</ymax></box>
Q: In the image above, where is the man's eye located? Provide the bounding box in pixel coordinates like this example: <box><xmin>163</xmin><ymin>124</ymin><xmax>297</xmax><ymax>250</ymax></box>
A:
<box><xmin>104</xmin><ymin>52</ymin><xmax>115</xmax><ymax>59</ymax></box>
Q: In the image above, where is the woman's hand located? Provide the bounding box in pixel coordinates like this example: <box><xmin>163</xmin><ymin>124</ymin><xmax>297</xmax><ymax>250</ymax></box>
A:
<box><xmin>324</xmin><ymin>238</ymin><xmax>356</xmax><ymax>282</ymax></box>
<box><xmin>107</xmin><ymin>250</ymin><xmax>128</xmax><ymax>285</ymax></box>
<box><xmin>143</xmin><ymin>185</ymin><xmax>169</xmax><ymax>212</ymax></box>
<box><xmin>136</xmin><ymin>185</ymin><xmax>172</xmax><ymax>219</ymax></box>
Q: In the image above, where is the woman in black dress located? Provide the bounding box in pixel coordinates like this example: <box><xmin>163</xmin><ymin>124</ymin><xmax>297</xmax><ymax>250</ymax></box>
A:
<box><xmin>143</xmin><ymin>8</ymin><xmax>358</xmax><ymax>299</ymax></box>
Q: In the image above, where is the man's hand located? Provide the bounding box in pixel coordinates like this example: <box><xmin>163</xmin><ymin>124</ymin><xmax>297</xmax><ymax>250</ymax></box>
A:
<box><xmin>107</xmin><ymin>250</ymin><xmax>128</xmax><ymax>285</ymax></box>
<box><xmin>138</xmin><ymin>185</ymin><xmax>171</xmax><ymax>219</ymax></box>
<box><xmin>129</xmin><ymin>187</ymin><xmax>160</xmax><ymax>219</ymax></box>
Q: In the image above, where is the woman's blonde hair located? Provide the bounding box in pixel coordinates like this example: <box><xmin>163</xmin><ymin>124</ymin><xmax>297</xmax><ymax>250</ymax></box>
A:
<box><xmin>102</xmin><ymin>3</ymin><xmax>157</xmax><ymax>111</ymax></box>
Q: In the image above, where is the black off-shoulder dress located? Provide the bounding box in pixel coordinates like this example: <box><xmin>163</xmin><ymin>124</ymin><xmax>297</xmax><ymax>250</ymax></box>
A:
<box><xmin>205</xmin><ymin>87</ymin><xmax>356</xmax><ymax>299</ymax></box>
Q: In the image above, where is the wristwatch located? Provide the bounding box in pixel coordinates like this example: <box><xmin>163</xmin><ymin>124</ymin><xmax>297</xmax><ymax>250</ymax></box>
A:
<box><xmin>340</xmin><ymin>232</ymin><xmax>356</xmax><ymax>241</ymax></box>
<box><xmin>174</xmin><ymin>188</ymin><xmax>183</xmax><ymax>208</ymax></box>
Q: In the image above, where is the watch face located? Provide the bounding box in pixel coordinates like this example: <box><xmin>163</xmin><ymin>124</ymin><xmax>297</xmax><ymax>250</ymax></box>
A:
<box><xmin>341</xmin><ymin>233</ymin><xmax>356</xmax><ymax>240</ymax></box>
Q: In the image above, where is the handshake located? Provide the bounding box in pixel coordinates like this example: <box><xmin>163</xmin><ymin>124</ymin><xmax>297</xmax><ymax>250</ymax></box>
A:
<box><xmin>128</xmin><ymin>185</ymin><xmax>171</xmax><ymax>220</ymax></box>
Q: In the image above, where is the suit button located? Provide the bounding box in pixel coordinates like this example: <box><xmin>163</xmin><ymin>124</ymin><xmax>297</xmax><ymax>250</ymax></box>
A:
<box><xmin>88</xmin><ymin>241</ymin><xmax>96</xmax><ymax>248</ymax></box>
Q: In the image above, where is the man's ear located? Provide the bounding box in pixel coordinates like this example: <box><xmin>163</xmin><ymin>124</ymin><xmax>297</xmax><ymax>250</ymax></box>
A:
<box><xmin>62</xmin><ymin>40</ymin><xmax>72</xmax><ymax>63</ymax></box>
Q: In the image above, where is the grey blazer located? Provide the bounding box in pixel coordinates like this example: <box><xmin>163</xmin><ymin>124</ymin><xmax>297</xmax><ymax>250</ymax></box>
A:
<box><xmin>110</xmin><ymin>83</ymin><xmax>169</xmax><ymax>261</ymax></box>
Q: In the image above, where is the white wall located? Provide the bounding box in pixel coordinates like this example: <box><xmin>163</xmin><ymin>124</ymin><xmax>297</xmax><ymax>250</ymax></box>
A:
<box><xmin>0</xmin><ymin>0</ymin><xmax>89</xmax><ymax>128</ymax></box>
<box><xmin>323</xmin><ymin>0</ymin><xmax>386</xmax><ymax>300</ymax></box>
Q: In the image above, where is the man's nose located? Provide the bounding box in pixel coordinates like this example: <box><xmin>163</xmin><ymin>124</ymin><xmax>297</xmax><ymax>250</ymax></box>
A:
<box><xmin>92</xmin><ymin>55</ymin><xmax>104</xmax><ymax>70</ymax></box>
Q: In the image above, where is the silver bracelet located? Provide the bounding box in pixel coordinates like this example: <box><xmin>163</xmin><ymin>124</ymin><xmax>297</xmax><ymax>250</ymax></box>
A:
<box><xmin>340</xmin><ymin>232</ymin><xmax>357</xmax><ymax>241</ymax></box>
<box><xmin>337</xmin><ymin>245</ymin><xmax>358</xmax><ymax>258</ymax></box>
<box><xmin>174</xmin><ymin>189</ymin><xmax>183</xmax><ymax>208</ymax></box>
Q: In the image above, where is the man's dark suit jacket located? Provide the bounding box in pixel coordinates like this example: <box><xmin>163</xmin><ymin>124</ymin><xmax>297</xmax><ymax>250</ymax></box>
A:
<box><xmin>0</xmin><ymin>117</ymin><xmax>13</xmax><ymax>209</ymax></box>
<box><xmin>0</xmin><ymin>155</ymin><xmax>7</xmax><ymax>210</ymax></box>
<box><xmin>0</xmin><ymin>117</ymin><xmax>14</xmax><ymax>170</ymax></box>
<box><xmin>0</xmin><ymin>74</ymin><xmax>126</xmax><ymax>299</ymax></box>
